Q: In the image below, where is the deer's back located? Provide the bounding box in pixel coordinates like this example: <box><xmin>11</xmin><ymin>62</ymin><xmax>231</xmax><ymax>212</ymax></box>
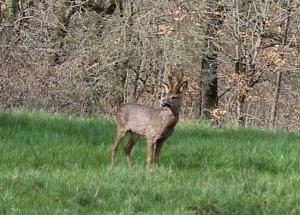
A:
<box><xmin>115</xmin><ymin>103</ymin><xmax>177</xmax><ymax>139</ymax></box>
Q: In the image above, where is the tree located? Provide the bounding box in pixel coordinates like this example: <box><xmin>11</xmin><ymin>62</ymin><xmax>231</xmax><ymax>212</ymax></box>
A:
<box><xmin>1</xmin><ymin>0</ymin><xmax>300</xmax><ymax>128</ymax></box>
<box><xmin>49</xmin><ymin>0</ymin><xmax>122</xmax><ymax>66</ymax></box>
<box><xmin>6</xmin><ymin>0</ymin><xmax>17</xmax><ymax>21</ymax></box>
<box><xmin>200</xmin><ymin>0</ymin><xmax>225</xmax><ymax>119</ymax></box>
<box><xmin>270</xmin><ymin>0</ymin><xmax>292</xmax><ymax>127</ymax></box>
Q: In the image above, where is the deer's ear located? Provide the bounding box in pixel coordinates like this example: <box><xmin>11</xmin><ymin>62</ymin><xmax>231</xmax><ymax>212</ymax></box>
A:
<box><xmin>161</xmin><ymin>82</ymin><xmax>170</xmax><ymax>92</ymax></box>
<box><xmin>177</xmin><ymin>81</ymin><xmax>187</xmax><ymax>93</ymax></box>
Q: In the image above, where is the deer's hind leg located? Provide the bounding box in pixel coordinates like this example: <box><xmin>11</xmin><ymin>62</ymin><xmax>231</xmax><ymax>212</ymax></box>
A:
<box><xmin>112</xmin><ymin>128</ymin><xmax>127</xmax><ymax>166</ymax></box>
<box><xmin>124</xmin><ymin>132</ymin><xmax>139</xmax><ymax>165</ymax></box>
<box><xmin>154</xmin><ymin>139</ymin><xmax>165</xmax><ymax>164</ymax></box>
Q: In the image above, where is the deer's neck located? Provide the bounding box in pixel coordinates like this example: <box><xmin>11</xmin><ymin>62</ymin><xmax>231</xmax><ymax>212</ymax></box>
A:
<box><xmin>162</xmin><ymin>106</ymin><xmax>181</xmax><ymax>120</ymax></box>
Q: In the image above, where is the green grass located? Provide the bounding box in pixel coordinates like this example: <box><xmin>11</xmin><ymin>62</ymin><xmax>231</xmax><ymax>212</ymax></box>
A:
<box><xmin>0</xmin><ymin>110</ymin><xmax>300</xmax><ymax>214</ymax></box>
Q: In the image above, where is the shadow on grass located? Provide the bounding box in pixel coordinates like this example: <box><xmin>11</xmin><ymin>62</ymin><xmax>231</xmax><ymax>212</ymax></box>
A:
<box><xmin>0</xmin><ymin>110</ymin><xmax>116</xmax><ymax>146</ymax></box>
<box><xmin>162</xmin><ymin>124</ymin><xmax>300</xmax><ymax>173</ymax></box>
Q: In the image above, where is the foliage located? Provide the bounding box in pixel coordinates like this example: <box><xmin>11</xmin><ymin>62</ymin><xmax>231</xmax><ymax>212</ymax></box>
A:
<box><xmin>0</xmin><ymin>0</ymin><xmax>299</xmax><ymax>128</ymax></box>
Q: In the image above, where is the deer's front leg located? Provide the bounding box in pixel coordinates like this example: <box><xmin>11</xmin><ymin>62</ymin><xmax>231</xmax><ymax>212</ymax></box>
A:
<box><xmin>154</xmin><ymin>140</ymin><xmax>165</xmax><ymax>164</ymax></box>
<box><xmin>147</xmin><ymin>141</ymin><xmax>156</xmax><ymax>167</ymax></box>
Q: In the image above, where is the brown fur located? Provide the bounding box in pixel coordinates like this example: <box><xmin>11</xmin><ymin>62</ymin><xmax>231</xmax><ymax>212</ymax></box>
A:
<box><xmin>111</xmin><ymin>69</ymin><xmax>187</xmax><ymax>167</ymax></box>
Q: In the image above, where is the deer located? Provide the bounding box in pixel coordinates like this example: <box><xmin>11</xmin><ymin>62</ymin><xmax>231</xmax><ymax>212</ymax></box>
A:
<box><xmin>111</xmin><ymin>68</ymin><xmax>187</xmax><ymax>167</ymax></box>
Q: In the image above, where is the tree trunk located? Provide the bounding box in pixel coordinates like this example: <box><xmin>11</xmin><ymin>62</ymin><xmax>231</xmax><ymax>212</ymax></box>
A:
<box><xmin>6</xmin><ymin>0</ymin><xmax>17</xmax><ymax>21</ymax></box>
<box><xmin>269</xmin><ymin>0</ymin><xmax>292</xmax><ymax>127</ymax></box>
<box><xmin>49</xmin><ymin>2</ymin><xmax>77</xmax><ymax>66</ymax></box>
<box><xmin>270</xmin><ymin>70</ymin><xmax>282</xmax><ymax>127</ymax></box>
<box><xmin>200</xmin><ymin>0</ymin><xmax>224</xmax><ymax>118</ymax></box>
<box><xmin>201</xmin><ymin>54</ymin><xmax>219</xmax><ymax>118</ymax></box>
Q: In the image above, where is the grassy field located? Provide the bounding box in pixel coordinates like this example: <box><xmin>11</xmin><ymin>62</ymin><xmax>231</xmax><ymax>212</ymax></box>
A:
<box><xmin>0</xmin><ymin>110</ymin><xmax>300</xmax><ymax>214</ymax></box>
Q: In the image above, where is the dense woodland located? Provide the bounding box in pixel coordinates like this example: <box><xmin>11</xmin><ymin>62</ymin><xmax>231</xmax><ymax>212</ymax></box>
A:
<box><xmin>0</xmin><ymin>0</ymin><xmax>299</xmax><ymax>129</ymax></box>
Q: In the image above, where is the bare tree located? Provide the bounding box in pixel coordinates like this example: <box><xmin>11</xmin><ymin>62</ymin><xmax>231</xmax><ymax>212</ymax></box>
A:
<box><xmin>0</xmin><ymin>0</ymin><xmax>300</xmax><ymax>129</ymax></box>
<box><xmin>200</xmin><ymin>0</ymin><xmax>225</xmax><ymax>118</ymax></box>
<box><xmin>270</xmin><ymin>0</ymin><xmax>292</xmax><ymax>127</ymax></box>
<box><xmin>49</xmin><ymin>0</ymin><xmax>122</xmax><ymax>66</ymax></box>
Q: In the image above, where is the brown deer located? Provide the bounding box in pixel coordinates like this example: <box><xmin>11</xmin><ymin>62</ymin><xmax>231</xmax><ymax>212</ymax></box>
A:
<box><xmin>111</xmin><ymin>68</ymin><xmax>187</xmax><ymax>167</ymax></box>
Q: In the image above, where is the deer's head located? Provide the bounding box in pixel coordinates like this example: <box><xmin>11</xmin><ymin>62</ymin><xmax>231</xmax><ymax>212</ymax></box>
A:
<box><xmin>161</xmin><ymin>68</ymin><xmax>187</xmax><ymax>114</ymax></box>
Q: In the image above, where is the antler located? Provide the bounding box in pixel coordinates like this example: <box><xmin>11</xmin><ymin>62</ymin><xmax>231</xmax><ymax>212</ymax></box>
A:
<box><xmin>167</xmin><ymin>65</ymin><xmax>174</xmax><ymax>89</ymax></box>
<box><xmin>176</xmin><ymin>70</ymin><xmax>183</xmax><ymax>84</ymax></box>
<box><xmin>162</xmin><ymin>65</ymin><xmax>187</xmax><ymax>93</ymax></box>
<box><xmin>162</xmin><ymin>65</ymin><xmax>174</xmax><ymax>92</ymax></box>
<box><xmin>175</xmin><ymin>70</ymin><xmax>187</xmax><ymax>93</ymax></box>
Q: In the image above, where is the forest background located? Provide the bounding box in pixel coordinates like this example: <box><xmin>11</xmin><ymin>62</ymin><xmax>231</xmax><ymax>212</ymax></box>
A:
<box><xmin>1</xmin><ymin>0</ymin><xmax>300</xmax><ymax>129</ymax></box>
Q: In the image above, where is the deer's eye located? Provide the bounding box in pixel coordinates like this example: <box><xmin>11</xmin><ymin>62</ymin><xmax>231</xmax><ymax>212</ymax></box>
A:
<box><xmin>171</xmin><ymin>95</ymin><xmax>178</xmax><ymax>100</ymax></box>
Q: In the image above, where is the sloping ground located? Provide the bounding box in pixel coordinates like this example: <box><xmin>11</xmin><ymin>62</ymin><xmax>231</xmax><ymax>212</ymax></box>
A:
<box><xmin>0</xmin><ymin>110</ymin><xmax>299</xmax><ymax>214</ymax></box>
